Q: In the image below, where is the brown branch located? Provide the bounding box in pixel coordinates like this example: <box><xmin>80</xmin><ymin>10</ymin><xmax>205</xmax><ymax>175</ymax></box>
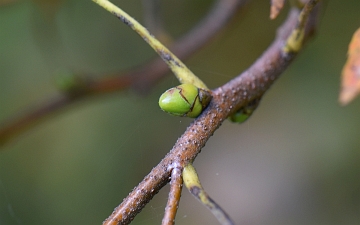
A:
<box><xmin>102</xmin><ymin>2</ymin><xmax>320</xmax><ymax>224</ymax></box>
<box><xmin>0</xmin><ymin>0</ymin><xmax>247</xmax><ymax>146</ymax></box>
<box><xmin>161</xmin><ymin>168</ymin><xmax>183</xmax><ymax>225</ymax></box>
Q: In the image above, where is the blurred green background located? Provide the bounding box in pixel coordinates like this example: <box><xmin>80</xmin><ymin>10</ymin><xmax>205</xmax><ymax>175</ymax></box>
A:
<box><xmin>1</xmin><ymin>0</ymin><xmax>360</xmax><ymax>224</ymax></box>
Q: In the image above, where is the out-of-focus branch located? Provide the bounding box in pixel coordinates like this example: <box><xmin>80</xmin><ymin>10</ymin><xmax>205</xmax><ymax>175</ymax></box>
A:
<box><xmin>0</xmin><ymin>0</ymin><xmax>247</xmax><ymax>146</ymax></box>
<box><xmin>142</xmin><ymin>0</ymin><xmax>163</xmax><ymax>32</ymax></box>
<box><xmin>102</xmin><ymin>3</ymin><xmax>320</xmax><ymax>224</ymax></box>
<box><xmin>142</xmin><ymin>0</ymin><xmax>171</xmax><ymax>44</ymax></box>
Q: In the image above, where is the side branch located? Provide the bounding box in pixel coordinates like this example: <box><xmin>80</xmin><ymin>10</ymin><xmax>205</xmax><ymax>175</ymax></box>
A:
<box><xmin>162</xmin><ymin>168</ymin><xmax>183</xmax><ymax>225</ymax></box>
<box><xmin>103</xmin><ymin>5</ymin><xmax>319</xmax><ymax>225</ymax></box>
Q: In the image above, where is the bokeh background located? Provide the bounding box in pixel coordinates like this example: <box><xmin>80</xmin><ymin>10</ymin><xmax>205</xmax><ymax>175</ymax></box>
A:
<box><xmin>1</xmin><ymin>0</ymin><xmax>360</xmax><ymax>224</ymax></box>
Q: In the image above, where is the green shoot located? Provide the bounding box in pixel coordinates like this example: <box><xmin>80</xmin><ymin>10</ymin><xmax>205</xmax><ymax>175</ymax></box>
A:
<box><xmin>92</xmin><ymin>0</ymin><xmax>209</xmax><ymax>90</ymax></box>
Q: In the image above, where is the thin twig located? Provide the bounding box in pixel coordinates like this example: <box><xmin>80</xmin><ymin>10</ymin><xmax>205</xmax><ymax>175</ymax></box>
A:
<box><xmin>102</xmin><ymin>4</ymin><xmax>320</xmax><ymax>225</ymax></box>
<box><xmin>0</xmin><ymin>0</ymin><xmax>246</xmax><ymax>146</ymax></box>
<box><xmin>283</xmin><ymin>0</ymin><xmax>320</xmax><ymax>52</ymax></box>
<box><xmin>162</xmin><ymin>168</ymin><xmax>183</xmax><ymax>225</ymax></box>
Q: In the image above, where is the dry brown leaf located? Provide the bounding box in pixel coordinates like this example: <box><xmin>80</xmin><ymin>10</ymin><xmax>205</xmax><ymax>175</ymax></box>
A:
<box><xmin>339</xmin><ymin>28</ymin><xmax>360</xmax><ymax>106</ymax></box>
<box><xmin>270</xmin><ymin>0</ymin><xmax>285</xmax><ymax>20</ymax></box>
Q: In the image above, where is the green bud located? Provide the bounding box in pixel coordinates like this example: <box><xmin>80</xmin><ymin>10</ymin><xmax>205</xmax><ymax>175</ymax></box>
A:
<box><xmin>159</xmin><ymin>83</ymin><xmax>212</xmax><ymax>118</ymax></box>
<box><xmin>229</xmin><ymin>98</ymin><xmax>261</xmax><ymax>123</ymax></box>
<box><xmin>229</xmin><ymin>110</ymin><xmax>251</xmax><ymax>123</ymax></box>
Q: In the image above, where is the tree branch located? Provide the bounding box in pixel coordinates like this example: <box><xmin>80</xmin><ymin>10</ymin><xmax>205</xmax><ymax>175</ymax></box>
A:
<box><xmin>161</xmin><ymin>168</ymin><xmax>183</xmax><ymax>225</ymax></box>
<box><xmin>102</xmin><ymin>3</ymin><xmax>320</xmax><ymax>225</ymax></box>
<box><xmin>0</xmin><ymin>0</ymin><xmax>247</xmax><ymax>146</ymax></box>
